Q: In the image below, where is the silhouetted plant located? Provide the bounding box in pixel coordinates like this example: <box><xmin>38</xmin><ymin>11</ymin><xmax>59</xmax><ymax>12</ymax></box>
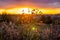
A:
<box><xmin>41</xmin><ymin>15</ymin><xmax>52</xmax><ymax>24</ymax></box>
<box><xmin>0</xmin><ymin>14</ymin><xmax>11</xmax><ymax>23</ymax></box>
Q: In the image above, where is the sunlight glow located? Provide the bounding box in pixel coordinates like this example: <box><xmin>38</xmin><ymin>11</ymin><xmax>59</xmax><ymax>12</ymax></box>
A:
<box><xmin>0</xmin><ymin>8</ymin><xmax>60</xmax><ymax>14</ymax></box>
<box><xmin>0</xmin><ymin>9</ymin><xmax>5</xmax><ymax>14</ymax></box>
<box><xmin>32</xmin><ymin>27</ymin><xmax>36</xmax><ymax>31</ymax></box>
<box><xmin>17</xmin><ymin>8</ymin><xmax>32</xmax><ymax>14</ymax></box>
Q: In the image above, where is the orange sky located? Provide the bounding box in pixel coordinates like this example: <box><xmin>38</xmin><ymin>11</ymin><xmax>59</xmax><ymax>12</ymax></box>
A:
<box><xmin>0</xmin><ymin>8</ymin><xmax>60</xmax><ymax>14</ymax></box>
<box><xmin>0</xmin><ymin>0</ymin><xmax>60</xmax><ymax>14</ymax></box>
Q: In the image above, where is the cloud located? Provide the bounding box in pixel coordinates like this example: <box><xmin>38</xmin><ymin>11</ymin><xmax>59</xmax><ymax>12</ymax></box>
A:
<box><xmin>47</xmin><ymin>2</ymin><xmax>60</xmax><ymax>8</ymax></box>
<box><xmin>0</xmin><ymin>0</ymin><xmax>60</xmax><ymax>8</ymax></box>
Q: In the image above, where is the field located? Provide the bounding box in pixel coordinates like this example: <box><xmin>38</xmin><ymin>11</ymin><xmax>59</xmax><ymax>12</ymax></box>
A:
<box><xmin>0</xmin><ymin>14</ymin><xmax>60</xmax><ymax>40</ymax></box>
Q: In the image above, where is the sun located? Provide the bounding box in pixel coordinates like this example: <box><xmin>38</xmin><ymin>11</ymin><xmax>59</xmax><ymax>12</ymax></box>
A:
<box><xmin>17</xmin><ymin>8</ymin><xmax>32</xmax><ymax>14</ymax></box>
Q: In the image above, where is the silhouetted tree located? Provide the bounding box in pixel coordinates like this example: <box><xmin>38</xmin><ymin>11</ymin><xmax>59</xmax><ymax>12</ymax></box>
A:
<box><xmin>32</xmin><ymin>9</ymin><xmax>35</xmax><ymax>14</ymax></box>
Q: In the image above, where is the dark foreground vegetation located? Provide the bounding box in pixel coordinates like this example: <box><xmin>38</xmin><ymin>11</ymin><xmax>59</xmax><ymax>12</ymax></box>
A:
<box><xmin>0</xmin><ymin>14</ymin><xmax>60</xmax><ymax>40</ymax></box>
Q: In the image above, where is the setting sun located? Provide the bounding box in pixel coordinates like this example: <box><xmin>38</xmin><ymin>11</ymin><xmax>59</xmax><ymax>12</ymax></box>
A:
<box><xmin>17</xmin><ymin>8</ymin><xmax>32</xmax><ymax>14</ymax></box>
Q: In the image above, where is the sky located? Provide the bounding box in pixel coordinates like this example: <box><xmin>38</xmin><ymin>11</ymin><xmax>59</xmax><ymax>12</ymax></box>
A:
<box><xmin>0</xmin><ymin>0</ymin><xmax>60</xmax><ymax>14</ymax></box>
<box><xmin>0</xmin><ymin>0</ymin><xmax>60</xmax><ymax>9</ymax></box>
